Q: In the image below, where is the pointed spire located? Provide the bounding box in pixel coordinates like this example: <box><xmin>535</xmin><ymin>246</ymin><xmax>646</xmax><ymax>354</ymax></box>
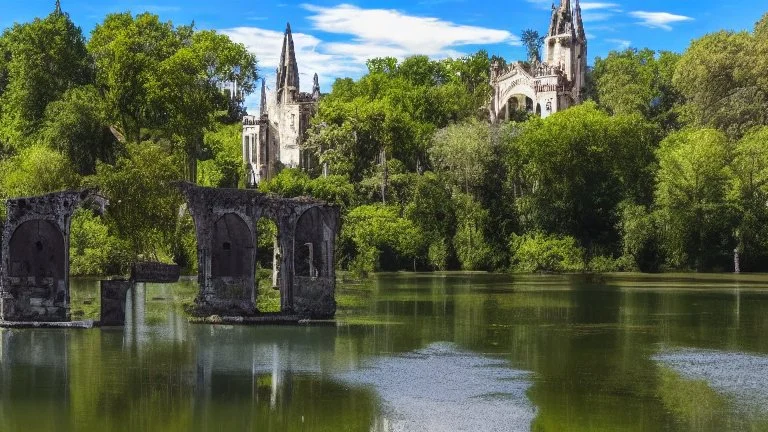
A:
<box><xmin>573</xmin><ymin>0</ymin><xmax>586</xmax><ymax>40</ymax></box>
<box><xmin>259</xmin><ymin>78</ymin><xmax>267</xmax><ymax>116</ymax></box>
<box><xmin>276</xmin><ymin>22</ymin><xmax>300</xmax><ymax>104</ymax></box>
<box><xmin>312</xmin><ymin>73</ymin><xmax>321</xmax><ymax>100</ymax></box>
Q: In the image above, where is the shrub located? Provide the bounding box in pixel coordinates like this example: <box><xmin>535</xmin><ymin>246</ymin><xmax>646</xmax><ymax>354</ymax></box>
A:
<box><xmin>509</xmin><ymin>233</ymin><xmax>585</xmax><ymax>273</ymax></box>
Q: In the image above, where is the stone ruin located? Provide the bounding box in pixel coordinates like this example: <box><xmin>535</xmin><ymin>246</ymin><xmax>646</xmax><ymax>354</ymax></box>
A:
<box><xmin>0</xmin><ymin>190</ymin><xmax>106</xmax><ymax>323</ymax></box>
<box><xmin>178</xmin><ymin>182</ymin><xmax>340</xmax><ymax>319</ymax></box>
<box><xmin>0</xmin><ymin>184</ymin><xmax>340</xmax><ymax>325</ymax></box>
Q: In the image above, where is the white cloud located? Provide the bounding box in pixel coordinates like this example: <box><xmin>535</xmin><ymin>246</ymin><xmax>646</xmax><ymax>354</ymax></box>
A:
<box><xmin>579</xmin><ymin>2</ymin><xmax>619</xmax><ymax>11</ymax></box>
<box><xmin>629</xmin><ymin>11</ymin><xmax>693</xmax><ymax>30</ymax></box>
<box><xmin>303</xmin><ymin>3</ymin><xmax>520</xmax><ymax>55</ymax></box>
<box><xmin>605</xmin><ymin>38</ymin><xmax>631</xmax><ymax>50</ymax></box>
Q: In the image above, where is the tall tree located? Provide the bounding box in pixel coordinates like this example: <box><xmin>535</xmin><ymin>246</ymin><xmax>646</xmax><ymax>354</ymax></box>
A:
<box><xmin>0</xmin><ymin>5</ymin><xmax>91</xmax><ymax>147</ymax></box>
<box><xmin>591</xmin><ymin>48</ymin><xmax>683</xmax><ymax>130</ymax></box>
<box><xmin>674</xmin><ymin>27</ymin><xmax>767</xmax><ymax>139</ymax></box>
<box><xmin>88</xmin><ymin>12</ymin><xmax>182</xmax><ymax>144</ymax></box>
<box><xmin>729</xmin><ymin>126</ymin><xmax>768</xmax><ymax>269</ymax></box>
<box><xmin>520</xmin><ymin>29</ymin><xmax>544</xmax><ymax>63</ymax></box>
<box><xmin>654</xmin><ymin>128</ymin><xmax>734</xmax><ymax>270</ymax></box>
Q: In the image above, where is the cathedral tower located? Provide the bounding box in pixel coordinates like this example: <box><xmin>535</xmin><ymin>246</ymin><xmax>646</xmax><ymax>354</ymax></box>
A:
<box><xmin>543</xmin><ymin>0</ymin><xmax>587</xmax><ymax>101</ymax></box>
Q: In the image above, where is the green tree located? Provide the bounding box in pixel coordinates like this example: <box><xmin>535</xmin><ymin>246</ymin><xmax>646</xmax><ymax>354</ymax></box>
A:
<box><xmin>592</xmin><ymin>48</ymin><xmax>682</xmax><ymax>130</ymax></box>
<box><xmin>520</xmin><ymin>29</ymin><xmax>544</xmax><ymax>63</ymax></box>
<box><xmin>0</xmin><ymin>6</ymin><xmax>91</xmax><ymax>147</ymax></box>
<box><xmin>430</xmin><ymin>118</ymin><xmax>494</xmax><ymax>195</ymax></box>
<box><xmin>88</xmin><ymin>12</ymin><xmax>182</xmax><ymax>144</ymax></box>
<box><xmin>654</xmin><ymin>128</ymin><xmax>734</xmax><ymax>270</ymax></box>
<box><xmin>674</xmin><ymin>28</ymin><xmax>767</xmax><ymax>139</ymax></box>
<box><xmin>0</xmin><ymin>144</ymin><xmax>79</xmax><ymax>198</ymax></box>
<box><xmin>39</xmin><ymin>85</ymin><xmax>118</xmax><ymax>175</ymax></box>
<box><xmin>729</xmin><ymin>126</ymin><xmax>768</xmax><ymax>270</ymax></box>
<box><xmin>150</xmin><ymin>29</ymin><xmax>258</xmax><ymax>180</ymax></box>
<box><xmin>509</xmin><ymin>233</ymin><xmax>585</xmax><ymax>273</ymax></box>
<box><xmin>91</xmin><ymin>142</ymin><xmax>184</xmax><ymax>259</ymax></box>
<box><xmin>341</xmin><ymin>204</ymin><xmax>425</xmax><ymax>274</ymax></box>
<box><xmin>509</xmin><ymin>102</ymin><xmax>658</xmax><ymax>251</ymax></box>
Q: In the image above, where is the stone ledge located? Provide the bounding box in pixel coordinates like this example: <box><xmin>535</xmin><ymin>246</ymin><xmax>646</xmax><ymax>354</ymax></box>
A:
<box><xmin>188</xmin><ymin>315</ymin><xmax>337</xmax><ymax>326</ymax></box>
<box><xmin>0</xmin><ymin>320</ymin><xmax>95</xmax><ymax>329</ymax></box>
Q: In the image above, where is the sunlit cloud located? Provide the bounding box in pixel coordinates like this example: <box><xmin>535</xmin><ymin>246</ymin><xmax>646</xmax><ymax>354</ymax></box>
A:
<box><xmin>629</xmin><ymin>11</ymin><xmax>693</xmax><ymax>30</ymax></box>
<box><xmin>302</xmin><ymin>3</ymin><xmax>520</xmax><ymax>56</ymax></box>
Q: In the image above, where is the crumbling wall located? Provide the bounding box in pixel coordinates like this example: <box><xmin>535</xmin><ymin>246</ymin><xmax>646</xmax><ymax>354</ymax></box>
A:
<box><xmin>177</xmin><ymin>182</ymin><xmax>339</xmax><ymax>318</ymax></box>
<box><xmin>0</xmin><ymin>191</ymin><xmax>106</xmax><ymax>322</ymax></box>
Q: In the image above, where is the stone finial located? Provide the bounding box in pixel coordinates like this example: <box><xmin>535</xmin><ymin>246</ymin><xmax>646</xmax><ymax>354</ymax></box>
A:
<box><xmin>312</xmin><ymin>73</ymin><xmax>321</xmax><ymax>100</ymax></box>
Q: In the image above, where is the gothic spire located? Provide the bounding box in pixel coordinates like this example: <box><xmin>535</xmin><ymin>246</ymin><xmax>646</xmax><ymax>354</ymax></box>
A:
<box><xmin>573</xmin><ymin>0</ymin><xmax>586</xmax><ymax>40</ymax></box>
<box><xmin>548</xmin><ymin>0</ymin><xmax>574</xmax><ymax>36</ymax></box>
<box><xmin>276</xmin><ymin>22</ymin><xmax>300</xmax><ymax>104</ymax></box>
<box><xmin>259</xmin><ymin>78</ymin><xmax>267</xmax><ymax>116</ymax></box>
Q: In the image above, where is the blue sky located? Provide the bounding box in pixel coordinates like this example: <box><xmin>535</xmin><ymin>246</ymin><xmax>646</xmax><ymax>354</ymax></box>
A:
<box><xmin>1</xmin><ymin>0</ymin><xmax>764</xmax><ymax>109</ymax></box>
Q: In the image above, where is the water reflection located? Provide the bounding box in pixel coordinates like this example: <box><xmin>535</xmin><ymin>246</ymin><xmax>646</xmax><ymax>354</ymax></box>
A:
<box><xmin>1</xmin><ymin>273</ymin><xmax>768</xmax><ymax>431</ymax></box>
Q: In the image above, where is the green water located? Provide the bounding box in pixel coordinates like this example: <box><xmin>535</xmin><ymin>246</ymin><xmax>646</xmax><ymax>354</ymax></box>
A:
<box><xmin>2</xmin><ymin>273</ymin><xmax>768</xmax><ymax>431</ymax></box>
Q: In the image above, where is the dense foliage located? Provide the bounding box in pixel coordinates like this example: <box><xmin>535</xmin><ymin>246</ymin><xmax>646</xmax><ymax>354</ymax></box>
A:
<box><xmin>0</xmin><ymin>6</ymin><xmax>255</xmax><ymax>275</ymax></box>
<box><xmin>1</xmin><ymin>6</ymin><xmax>766</xmax><ymax>276</ymax></box>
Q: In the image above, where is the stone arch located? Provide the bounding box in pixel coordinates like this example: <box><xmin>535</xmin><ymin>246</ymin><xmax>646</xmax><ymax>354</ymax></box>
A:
<box><xmin>294</xmin><ymin>206</ymin><xmax>331</xmax><ymax>278</ymax></box>
<box><xmin>8</xmin><ymin>219</ymin><xmax>65</xmax><ymax>278</ymax></box>
<box><xmin>211</xmin><ymin>213</ymin><xmax>254</xmax><ymax>278</ymax></box>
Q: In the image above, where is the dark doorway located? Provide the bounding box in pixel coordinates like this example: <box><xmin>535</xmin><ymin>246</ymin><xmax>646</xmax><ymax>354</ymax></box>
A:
<box><xmin>211</xmin><ymin>213</ymin><xmax>254</xmax><ymax>278</ymax></box>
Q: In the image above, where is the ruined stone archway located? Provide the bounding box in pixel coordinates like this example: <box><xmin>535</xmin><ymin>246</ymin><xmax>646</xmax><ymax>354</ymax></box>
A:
<box><xmin>1</xmin><ymin>190</ymin><xmax>107</xmax><ymax>323</ymax></box>
<box><xmin>177</xmin><ymin>182</ymin><xmax>340</xmax><ymax>319</ymax></box>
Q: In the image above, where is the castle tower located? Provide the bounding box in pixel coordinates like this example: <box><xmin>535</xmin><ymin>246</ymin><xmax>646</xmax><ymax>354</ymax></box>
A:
<box><xmin>544</xmin><ymin>0</ymin><xmax>587</xmax><ymax>100</ymax></box>
<box><xmin>276</xmin><ymin>23</ymin><xmax>300</xmax><ymax>105</ymax></box>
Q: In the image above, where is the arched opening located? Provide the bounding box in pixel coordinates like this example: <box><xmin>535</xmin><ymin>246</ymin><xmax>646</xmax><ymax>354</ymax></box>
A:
<box><xmin>536</xmin><ymin>103</ymin><xmax>542</xmax><ymax>117</ymax></box>
<box><xmin>525</xmin><ymin>97</ymin><xmax>534</xmax><ymax>113</ymax></box>
<box><xmin>503</xmin><ymin>95</ymin><xmax>531</xmax><ymax>122</ymax></box>
<box><xmin>256</xmin><ymin>217</ymin><xmax>281</xmax><ymax>312</ymax></box>
<box><xmin>294</xmin><ymin>207</ymin><xmax>330</xmax><ymax>278</ymax></box>
<box><xmin>211</xmin><ymin>213</ymin><xmax>254</xmax><ymax>278</ymax></box>
<box><xmin>9</xmin><ymin>220</ymin><xmax>65</xmax><ymax>278</ymax></box>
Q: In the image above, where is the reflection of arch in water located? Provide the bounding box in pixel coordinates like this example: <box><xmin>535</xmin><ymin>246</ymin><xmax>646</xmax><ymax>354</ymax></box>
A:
<box><xmin>8</xmin><ymin>220</ymin><xmax>65</xmax><ymax>278</ymax></box>
<box><xmin>211</xmin><ymin>213</ymin><xmax>254</xmax><ymax>278</ymax></box>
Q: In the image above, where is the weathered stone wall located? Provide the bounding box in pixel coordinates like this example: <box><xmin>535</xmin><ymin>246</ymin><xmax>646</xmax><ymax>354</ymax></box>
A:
<box><xmin>177</xmin><ymin>182</ymin><xmax>339</xmax><ymax>319</ymax></box>
<box><xmin>0</xmin><ymin>191</ymin><xmax>106</xmax><ymax>322</ymax></box>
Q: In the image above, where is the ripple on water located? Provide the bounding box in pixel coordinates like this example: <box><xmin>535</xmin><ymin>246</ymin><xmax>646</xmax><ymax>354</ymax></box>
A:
<box><xmin>654</xmin><ymin>349</ymin><xmax>768</xmax><ymax>414</ymax></box>
<box><xmin>336</xmin><ymin>342</ymin><xmax>535</xmax><ymax>432</ymax></box>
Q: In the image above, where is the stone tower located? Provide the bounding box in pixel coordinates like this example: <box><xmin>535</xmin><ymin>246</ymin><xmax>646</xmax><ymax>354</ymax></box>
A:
<box><xmin>488</xmin><ymin>0</ymin><xmax>587</xmax><ymax>121</ymax></box>
<box><xmin>243</xmin><ymin>23</ymin><xmax>321</xmax><ymax>187</ymax></box>
<box><xmin>543</xmin><ymin>0</ymin><xmax>587</xmax><ymax>102</ymax></box>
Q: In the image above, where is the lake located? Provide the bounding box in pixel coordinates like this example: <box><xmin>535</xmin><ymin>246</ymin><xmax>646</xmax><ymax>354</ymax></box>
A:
<box><xmin>1</xmin><ymin>273</ymin><xmax>767</xmax><ymax>431</ymax></box>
